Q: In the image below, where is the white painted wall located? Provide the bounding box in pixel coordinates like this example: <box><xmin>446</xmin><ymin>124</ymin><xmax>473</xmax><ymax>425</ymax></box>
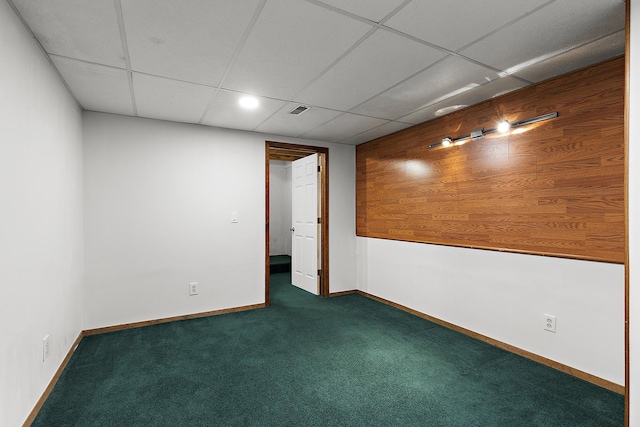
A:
<box><xmin>0</xmin><ymin>3</ymin><xmax>84</xmax><ymax>426</ymax></box>
<box><xmin>629</xmin><ymin>0</ymin><xmax>639</xmax><ymax>424</ymax></box>
<box><xmin>83</xmin><ymin>112</ymin><xmax>357</xmax><ymax>329</ymax></box>
<box><xmin>269</xmin><ymin>160</ymin><xmax>292</xmax><ymax>256</ymax></box>
<box><xmin>357</xmin><ymin>237</ymin><xmax>625</xmax><ymax>385</ymax></box>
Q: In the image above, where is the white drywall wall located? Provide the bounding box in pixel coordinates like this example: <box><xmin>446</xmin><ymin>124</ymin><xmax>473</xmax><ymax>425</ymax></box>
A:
<box><xmin>356</xmin><ymin>237</ymin><xmax>625</xmax><ymax>385</ymax></box>
<box><xmin>82</xmin><ymin>112</ymin><xmax>357</xmax><ymax>329</ymax></box>
<box><xmin>269</xmin><ymin>160</ymin><xmax>291</xmax><ymax>256</ymax></box>
<box><xmin>0</xmin><ymin>3</ymin><xmax>84</xmax><ymax>426</ymax></box>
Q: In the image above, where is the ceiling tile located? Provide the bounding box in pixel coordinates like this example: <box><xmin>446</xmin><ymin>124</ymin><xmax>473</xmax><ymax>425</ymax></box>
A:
<box><xmin>121</xmin><ymin>0</ymin><xmax>260</xmax><ymax>86</ymax></box>
<box><xmin>301</xmin><ymin>113</ymin><xmax>388</xmax><ymax>143</ymax></box>
<box><xmin>384</xmin><ymin>0</ymin><xmax>550</xmax><ymax>52</ymax></box>
<box><xmin>223</xmin><ymin>0</ymin><xmax>372</xmax><ymax>99</ymax></box>
<box><xmin>352</xmin><ymin>55</ymin><xmax>500</xmax><ymax>120</ymax></box>
<box><xmin>512</xmin><ymin>31</ymin><xmax>625</xmax><ymax>83</ymax></box>
<box><xmin>133</xmin><ymin>73</ymin><xmax>215</xmax><ymax>124</ymax></box>
<box><xmin>398</xmin><ymin>75</ymin><xmax>528</xmax><ymax>125</ymax></box>
<box><xmin>12</xmin><ymin>0</ymin><xmax>125</xmax><ymax>67</ymax></box>
<box><xmin>50</xmin><ymin>56</ymin><xmax>134</xmax><ymax>115</ymax></box>
<box><xmin>340</xmin><ymin>121</ymin><xmax>413</xmax><ymax>145</ymax></box>
<box><xmin>295</xmin><ymin>29</ymin><xmax>446</xmax><ymax>111</ymax></box>
<box><xmin>255</xmin><ymin>103</ymin><xmax>343</xmax><ymax>138</ymax></box>
<box><xmin>201</xmin><ymin>90</ymin><xmax>286</xmax><ymax>131</ymax></box>
<box><xmin>459</xmin><ymin>0</ymin><xmax>625</xmax><ymax>74</ymax></box>
<box><xmin>315</xmin><ymin>0</ymin><xmax>406</xmax><ymax>22</ymax></box>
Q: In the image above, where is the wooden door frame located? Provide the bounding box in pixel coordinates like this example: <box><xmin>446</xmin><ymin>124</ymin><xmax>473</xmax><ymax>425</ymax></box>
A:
<box><xmin>265</xmin><ymin>141</ymin><xmax>329</xmax><ymax>306</ymax></box>
<box><xmin>624</xmin><ymin>0</ymin><xmax>630</xmax><ymax>425</ymax></box>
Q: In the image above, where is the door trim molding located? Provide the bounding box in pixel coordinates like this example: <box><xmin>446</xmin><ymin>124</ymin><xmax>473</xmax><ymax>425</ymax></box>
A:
<box><xmin>266</xmin><ymin>141</ymin><xmax>329</xmax><ymax>305</ymax></box>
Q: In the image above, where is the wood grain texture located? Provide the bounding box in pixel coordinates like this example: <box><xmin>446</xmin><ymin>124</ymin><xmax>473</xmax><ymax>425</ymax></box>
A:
<box><xmin>357</xmin><ymin>57</ymin><xmax>625</xmax><ymax>263</ymax></box>
<box><xmin>83</xmin><ymin>304</ymin><xmax>266</xmax><ymax>336</ymax></box>
<box><xmin>22</xmin><ymin>333</ymin><xmax>84</xmax><ymax>427</ymax></box>
<box><xmin>624</xmin><ymin>1</ymin><xmax>631</xmax><ymax>423</ymax></box>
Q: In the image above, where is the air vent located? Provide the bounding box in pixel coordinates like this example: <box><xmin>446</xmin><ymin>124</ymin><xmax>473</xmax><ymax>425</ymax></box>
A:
<box><xmin>288</xmin><ymin>105</ymin><xmax>310</xmax><ymax>115</ymax></box>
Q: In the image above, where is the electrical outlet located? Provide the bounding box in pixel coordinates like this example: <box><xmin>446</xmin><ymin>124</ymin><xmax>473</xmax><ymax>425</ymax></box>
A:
<box><xmin>189</xmin><ymin>282</ymin><xmax>198</xmax><ymax>296</ymax></box>
<box><xmin>544</xmin><ymin>314</ymin><xmax>556</xmax><ymax>333</ymax></box>
<box><xmin>43</xmin><ymin>335</ymin><xmax>50</xmax><ymax>362</ymax></box>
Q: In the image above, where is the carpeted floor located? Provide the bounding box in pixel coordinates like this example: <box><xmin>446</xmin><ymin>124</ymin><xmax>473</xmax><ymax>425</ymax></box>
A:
<box><xmin>269</xmin><ymin>255</ymin><xmax>291</xmax><ymax>274</ymax></box>
<box><xmin>32</xmin><ymin>272</ymin><xmax>624</xmax><ymax>426</ymax></box>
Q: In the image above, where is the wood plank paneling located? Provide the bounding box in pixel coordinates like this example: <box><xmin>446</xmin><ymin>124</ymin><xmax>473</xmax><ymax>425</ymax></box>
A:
<box><xmin>356</xmin><ymin>57</ymin><xmax>625</xmax><ymax>263</ymax></box>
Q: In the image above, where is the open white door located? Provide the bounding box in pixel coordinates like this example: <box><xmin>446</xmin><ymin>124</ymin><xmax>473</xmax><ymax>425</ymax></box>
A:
<box><xmin>291</xmin><ymin>153</ymin><xmax>319</xmax><ymax>295</ymax></box>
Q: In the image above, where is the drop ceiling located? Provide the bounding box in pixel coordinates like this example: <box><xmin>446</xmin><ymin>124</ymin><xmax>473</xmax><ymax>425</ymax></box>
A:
<box><xmin>8</xmin><ymin>0</ymin><xmax>625</xmax><ymax>145</ymax></box>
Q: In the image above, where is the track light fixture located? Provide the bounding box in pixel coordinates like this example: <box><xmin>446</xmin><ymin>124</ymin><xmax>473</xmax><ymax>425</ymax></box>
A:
<box><xmin>497</xmin><ymin>120</ymin><xmax>511</xmax><ymax>133</ymax></box>
<box><xmin>428</xmin><ymin>112</ymin><xmax>558</xmax><ymax>149</ymax></box>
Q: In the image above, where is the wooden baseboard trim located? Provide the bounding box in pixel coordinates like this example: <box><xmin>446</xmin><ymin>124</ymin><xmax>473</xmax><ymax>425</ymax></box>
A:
<box><xmin>357</xmin><ymin>291</ymin><xmax>625</xmax><ymax>395</ymax></box>
<box><xmin>24</xmin><ymin>303</ymin><xmax>266</xmax><ymax>425</ymax></box>
<box><xmin>23</xmin><ymin>332</ymin><xmax>83</xmax><ymax>427</ymax></box>
<box><xmin>329</xmin><ymin>290</ymin><xmax>358</xmax><ymax>297</ymax></box>
<box><xmin>83</xmin><ymin>303</ymin><xmax>266</xmax><ymax>336</ymax></box>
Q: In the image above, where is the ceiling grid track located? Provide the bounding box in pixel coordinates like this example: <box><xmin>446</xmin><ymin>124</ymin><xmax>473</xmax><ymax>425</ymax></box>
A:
<box><xmin>8</xmin><ymin>0</ymin><xmax>625</xmax><ymax>145</ymax></box>
<box><xmin>275</xmin><ymin>0</ymin><xmax>415</xmax><ymax>139</ymax></box>
<box><xmin>114</xmin><ymin>0</ymin><xmax>138</xmax><ymax>116</ymax></box>
<box><xmin>250</xmin><ymin>25</ymin><xmax>379</xmax><ymax>135</ymax></box>
<box><xmin>197</xmin><ymin>0</ymin><xmax>268</xmax><ymax>125</ymax></box>
<box><xmin>5</xmin><ymin>0</ymin><xmax>82</xmax><ymax>109</ymax></box>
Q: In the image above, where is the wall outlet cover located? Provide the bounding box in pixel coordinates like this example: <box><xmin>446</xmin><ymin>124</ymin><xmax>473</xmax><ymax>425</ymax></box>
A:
<box><xmin>544</xmin><ymin>314</ymin><xmax>556</xmax><ymax>333</ymax></box>
<box><xmin>189</xmin><ymin>282</ymin><xmax>198</xmax><ymax>296</ymax></box>
<box><xmin>43</xmin><ymin>335</ymin><xmax>50</xmax><ymax>361</ymax></box>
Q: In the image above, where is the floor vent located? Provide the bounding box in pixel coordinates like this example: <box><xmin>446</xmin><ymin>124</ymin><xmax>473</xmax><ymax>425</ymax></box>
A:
<box><xmin>288</xmin><ymin>105</ymin><xmax>310</xmax><ymax>115</ymax></box>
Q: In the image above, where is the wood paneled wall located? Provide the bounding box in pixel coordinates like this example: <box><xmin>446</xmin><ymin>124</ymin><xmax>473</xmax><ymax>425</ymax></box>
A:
<box><xmin>356</xmin><ymin>57</ymin><xmax>625</xmax><ymax>263</ymax></box>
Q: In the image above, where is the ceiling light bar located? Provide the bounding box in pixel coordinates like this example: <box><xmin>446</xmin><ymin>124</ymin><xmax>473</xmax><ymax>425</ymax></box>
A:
<box><xmin>428</xmin><ymin>112</ymin><xmax>558</xmax><ymax>149</ymax></box>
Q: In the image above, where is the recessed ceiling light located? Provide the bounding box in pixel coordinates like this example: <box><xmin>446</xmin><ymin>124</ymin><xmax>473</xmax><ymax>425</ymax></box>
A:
<box><xmin>435</xmin><ymin>104</ymin><xmax>468</xmax><ymax>117</ymax></box>
<box><xmin>239</xmin><ymin>96</ymin><xmax>259</xmax><ymax>109</ymax></box>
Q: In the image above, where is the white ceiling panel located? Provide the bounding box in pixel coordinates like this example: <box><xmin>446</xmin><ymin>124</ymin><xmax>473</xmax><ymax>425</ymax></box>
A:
<box><xmin>10</xmin><ymin>0</ymin><xmax>626</xmax><ymax>144</ymax></box>
<box><xmin>339</xmin><ymin>121</ymin><xmax>413</xmax><ymax>145</ymax></box>
<box><xmin>315</xmin><ymin>0</ymin><xmax>407</xmax><ymax>23</ymax></box>
<box><xmin>121</xmin><ymin>0</ymin><xmax>260</xmax><ymax>86</ymax></box>
<box><xmin>296</xmin><ymin>29</ymin><xmax>446</xmax><ymax>111</ymax></box>
<box><xmin>201</xmin><ymin>90</ymin><xmax>287</xmax><ymax>131</ymax></box>
<box><xmin>384</xmin><ymin>0</ymin><xmax>550</xmax><ymax>52</ymax></box>
<box><xmin>301</xmin><ymin>113</ymin><xmax>388</xmax><ymax>143</ymax></box>
<box><xmin>352</xmin><ymin>55</ymin><xmax>501</xmax><ymax>120</ymax></box>
<box><xmin>50</xmin><ymin>56</ymin><xmax>134</xmax><ymax>116</ymax></box>
<box><xmin>222</xmin><ymin>0</ymin><xmax>372</xmax><ymax>99</ymax></box>
<box><xmin>11</xmin><ymin>0</ymin><xmax>125</xmax><ymax>67</ymax></box>
<box><xmin>255</xmin><ymin>103</ymin><xmax>343</xmax><ymax>138</ymax></box>
<box><xmin>133</xmin><ymin>73</ymin><xmax>215</xmax><ymax>124</ymax></box>
<box><xmin>459</xmin><ymin>0</ymin><xmax>625</xmax><ymax>74</ymax></box>
<box><xmin>512</xmin><ymin>31</ymin><xmax>625</xmax><ymax>83</ymax></box>
<box><xmin>398</xmin><ymin>75</ymin><xmax>528</xmax><ymax>125</ymax></box>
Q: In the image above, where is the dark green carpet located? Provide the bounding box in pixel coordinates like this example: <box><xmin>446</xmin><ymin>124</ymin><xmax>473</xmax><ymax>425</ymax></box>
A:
<box><xmin>269</xmin><ymin>255</ymin><xmax>291</xmax><ymax>274</ymax></box>
<box><xmin>33</xmin><ymin>273</ymin><xmax>624</xmax><ymax>426</ymax></box>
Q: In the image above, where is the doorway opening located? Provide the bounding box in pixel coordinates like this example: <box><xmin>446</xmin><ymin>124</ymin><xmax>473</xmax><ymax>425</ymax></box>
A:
<box><xmin>265</xmin><ymin>141</ymin><xmax>329</xmax><ymax>306</ymax></box>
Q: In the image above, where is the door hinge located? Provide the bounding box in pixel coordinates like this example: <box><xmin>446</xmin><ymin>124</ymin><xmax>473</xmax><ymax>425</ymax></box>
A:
<box><xmin>317</xmin><ymin>269</ymin><xmax>321</xmax><ymax>276</ymax></box>
<box><xmin>317</xmin><ymin>165</ymin><xmax>321</xmax><ymax>172</ymax></box>
<box><xmin>317</xmin><ymin>217</ymin><xmax>321</xmax><ymax>224</ymax></box>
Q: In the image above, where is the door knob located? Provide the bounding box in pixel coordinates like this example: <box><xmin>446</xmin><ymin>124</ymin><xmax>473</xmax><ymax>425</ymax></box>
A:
<box><xmin>290</xmin><ymin>227</ymin><xmax>295</xmax><ymax>232</ymax></box>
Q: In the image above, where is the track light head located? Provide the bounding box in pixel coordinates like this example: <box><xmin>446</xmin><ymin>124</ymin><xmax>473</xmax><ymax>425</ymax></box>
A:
<box><xmin>497</xmin><ymin>120</ymin><xmax>511</xmax><ymax>133</ymax></box>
